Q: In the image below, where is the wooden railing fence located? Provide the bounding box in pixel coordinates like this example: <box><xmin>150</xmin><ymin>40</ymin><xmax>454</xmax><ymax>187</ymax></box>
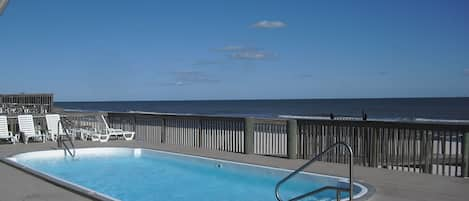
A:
<box><xmin>6</xmin><ymin>112</ymin><xmax>462</xmax><ymax>178</ymax></box>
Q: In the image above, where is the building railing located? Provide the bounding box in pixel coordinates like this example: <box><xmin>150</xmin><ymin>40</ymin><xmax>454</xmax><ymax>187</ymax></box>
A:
<box><xmin>105</xmin><ymin>112</ymin><xmax>469</xmax><ymax>178</ymax></box>
<box><xmin>254</xmin><ymin>118</ymin><xmax>288</xmax><ymax>157</ymax></box>
<box><xmin>5</xmin><ymin>112</ymin><xmax>467</xmax><ymax>178</ymax></box>
<box><xmin>297</xmin><ymin>119</ymin><xmax>469</xmax><ymax>177</ymax></box>
<box><xmin>0</xmin><ymin>93</ymin><xmax>53</xmax><ymax>115</ymax></box>
<box><xmin>107</xmin><ymin>112</ymin><xmax>246</xmax><ymax>153</ymax></box>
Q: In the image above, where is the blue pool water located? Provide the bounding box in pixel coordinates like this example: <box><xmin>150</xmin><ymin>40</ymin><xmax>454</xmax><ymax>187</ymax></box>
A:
<box><xmin>9</xmin><ymin>148</ymin><xmax>367</xmax><ymax>201</ymax></box>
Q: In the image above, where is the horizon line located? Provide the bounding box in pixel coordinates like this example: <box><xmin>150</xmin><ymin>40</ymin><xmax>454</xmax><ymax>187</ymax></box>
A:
<box><xmin>54</xmin><ymin>96</ymin><xmax>469</xmax><ymax>103</ymax></box>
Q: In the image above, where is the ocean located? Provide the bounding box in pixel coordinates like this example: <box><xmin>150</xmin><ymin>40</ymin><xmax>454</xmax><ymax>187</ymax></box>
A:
<box><xmin>55</xmin><ymin>97</ymin><xmax>469</xmax><ymax>121</ymax></box>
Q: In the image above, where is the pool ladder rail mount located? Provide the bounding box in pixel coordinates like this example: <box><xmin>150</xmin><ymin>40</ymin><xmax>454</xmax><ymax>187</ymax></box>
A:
<box><xmin>58</xmin><ymin>118</ymin><xmax>76</xmax><ymax>158</ymax></box>
<box><xmin>275</xmin><ymin>142</ymin><xmax>354</xmax><ymax>201</ymax></box>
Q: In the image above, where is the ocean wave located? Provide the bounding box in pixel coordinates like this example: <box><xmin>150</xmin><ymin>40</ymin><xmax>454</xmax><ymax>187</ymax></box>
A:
<box><xmin>128</xmin><ymin>110</ymin><xmax>196</xmax><ymax>116</ymax></box>
<box><xmin>63</xmin><ymin>108</ymin><xmax>114</xmax><ymax>113</ymax></box>
<box><xmin>414</xmin><ymin>118</ymin><xmax>469</xmax><ymax>124</ymax></box>
<box><xmin>278</xmin><ymin>114</ymin><xmax>469</xmax><ymax>124</ymax></box>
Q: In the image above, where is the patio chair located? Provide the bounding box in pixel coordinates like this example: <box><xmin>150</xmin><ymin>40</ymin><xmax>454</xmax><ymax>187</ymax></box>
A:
<box><xmin>0</xmin><ymin>116</ymin><xmax>17</xmax><ymax>144</ymax></box>
<box><xmin>75</xmin><ymin>127</ymin><xmax>98</xmax><ymax>141</ymax></box>
<box><xmin>45</xmin><ymin>114</ymin><xmax>66</xmax><ymax>141</ymax></box>
<box><xmin>18</xmin><ymin>115</ymin><xmax>46</xmax><ymax>144</ymax></box>
<box><xmin>100</xmin><ymin>115</ymin><xmax>135</xmax><ymax>141</ymax></box>
<box><xmin>91</xmin><ymin>130</ymin><xmax>111</xmax><ymax>142</ymax></box>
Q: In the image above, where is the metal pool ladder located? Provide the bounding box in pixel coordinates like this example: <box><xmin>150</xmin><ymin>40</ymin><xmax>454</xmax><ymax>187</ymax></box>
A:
<box><xmin>275</xmin><ymin>142</ymin><xmax>353</xmax><ymax>201</ymax></box>
<box><xmin>58</xmin><ymin>118</ymin><xmax>76</xmax><ymax>158</ymax></box>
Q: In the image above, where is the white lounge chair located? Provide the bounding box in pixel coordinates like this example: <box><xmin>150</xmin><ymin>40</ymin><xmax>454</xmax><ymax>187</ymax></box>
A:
<box><xmin>91</xmin><ymin>130</ymin><xmax>110</xmax><ymax>142</ymax></box>
<box><xmin>45</xmin><ymin>114</ymin><xmax>66</xmax><ymax>141</ymax></box>
<box><xmin>97</xmin><ymin>115</ymin><xmax>135</xmax><ymax>142</ymax></box>
<box><xmin>18</xmin><ymin>115</ymin><xmax>46</xmax><ymax>144</ymax></box>
<box><xmin>76</xmin><ymin>127</ymin><xmax>98</xmax><ymax>141</ymax></box>
<box><xmin>0</xmin><ymin>116</ymin><xmax>17</xmax><ymax>144</ymax></box>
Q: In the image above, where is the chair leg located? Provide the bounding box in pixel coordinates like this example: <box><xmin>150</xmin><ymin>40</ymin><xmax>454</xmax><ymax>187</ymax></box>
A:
<box><xmin>124</xmin><ymin>133</ymin><xmax>134</xmax><ymax>141</ymax></box>
<box><xmin>99</xmin><ymin>135</ymin><xmax>109</xmax><ymax>143</ymax></box>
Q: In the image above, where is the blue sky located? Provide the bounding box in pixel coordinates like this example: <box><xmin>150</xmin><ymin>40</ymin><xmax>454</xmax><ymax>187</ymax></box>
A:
<box><xmin>1</xmin><ymin>0</ymin><xmax>468</xmax><ymax>101</ymax></box>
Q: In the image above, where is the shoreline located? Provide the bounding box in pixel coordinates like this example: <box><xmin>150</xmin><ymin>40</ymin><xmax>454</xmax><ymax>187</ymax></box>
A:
<box><xmin>59</xmin><ymin>108</ymin><xmax>469</xmax><ymax>124</ymax></box>
<box><xmin>54</xmin><ymin>97</ymin><xmax>469</xmax><ymax>122</ymax></box>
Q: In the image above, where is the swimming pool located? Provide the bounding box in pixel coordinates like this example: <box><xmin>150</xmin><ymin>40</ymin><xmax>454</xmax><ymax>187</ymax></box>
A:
<box><xmin>7</xmin><ymin>148</ymin><xmax>368</xmax><ymax>201</ymax></box>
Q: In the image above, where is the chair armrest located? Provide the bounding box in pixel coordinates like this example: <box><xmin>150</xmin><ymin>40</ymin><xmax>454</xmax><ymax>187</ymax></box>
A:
<box><xmin>108</xmin><ymin>128</ymin><xmax>124</xmax><ymax>132</ymax></box>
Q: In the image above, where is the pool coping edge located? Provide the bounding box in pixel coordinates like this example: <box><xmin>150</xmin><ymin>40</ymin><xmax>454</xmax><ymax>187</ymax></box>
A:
<box><xmin>137</xmin><ymin>147</ymin><xmax>373</xmax><ymax>201</ymax></box>
<box><xmin>0</xmin><ymin>157</ymin><xmax>119</xmax><ymax>201</ymax></box>
<box><xmin>2</xmin><ymin>146</ymin><xmax>375</xmax><ymax>201</ymax></box>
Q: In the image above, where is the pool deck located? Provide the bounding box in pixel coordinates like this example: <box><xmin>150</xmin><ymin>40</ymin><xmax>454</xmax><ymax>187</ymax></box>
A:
<box><xmin>0</xmin><ymin>141</ymin><xmax>468</xmax><ymax>201</ymax></box>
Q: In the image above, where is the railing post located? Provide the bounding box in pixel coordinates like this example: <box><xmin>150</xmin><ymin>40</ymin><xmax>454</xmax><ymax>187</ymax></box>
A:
<box><xmin>463</xmin><ymin>132</ymin><xmax>469</xmax><ymax>177</ymax></box>
<box><xmin>198</xmin><ymin>118</ymin><xmax>202</xmax><ymax>148</ymax></box>
<box><xmin>133</xmin><ymin>115</ymin><xmax>137</xmax><ymax>133</ymax></box>
<box><xmin>287</xmin><ymin>119</ymin><xmax>298</xmax><ymax>159</ymax></box>
<box><xmin>370</xmin><ymin>128</ymin><xmax>377</xmax><ymax>167</ymax></box>
<box><xmin>244</xmin><ymin>118</ymin><xmax>255</xmax><ymax>154</ymax></box>
<box><xmin>425</xmin><ymin>131</ymin><xmax>433</xmax><ymax>174</ymax></box>
<box><xmin>161</xmin><ymin>118</ymin><xmax>166</xmax><ymax>144</ymax></box>
<box><xmin>421</xmin><ymin>131</ymin><xmax>432</xmax><ymax>174</ymax></box>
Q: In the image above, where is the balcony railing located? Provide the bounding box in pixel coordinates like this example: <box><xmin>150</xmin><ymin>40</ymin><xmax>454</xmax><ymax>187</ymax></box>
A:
<box><xmin>105</xmin><ymin>112</ymin><xmax>469</xmax><ymax>178</ymax></box>
<box><xmin>5</xmin><ymin>111</ymin><xmax>467</xmax><ymax>177</ymax></box>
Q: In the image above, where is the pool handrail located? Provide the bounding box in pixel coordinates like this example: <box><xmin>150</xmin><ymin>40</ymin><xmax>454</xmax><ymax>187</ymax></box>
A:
<box><xmin>58</xmin><ymin>118</ymin><xmax>76</xmax><ymax>158</ymax></box>
<box><xmin>275</xmin><ymin>142</ymin><xmax>353</xmax><ymax>201</ymax></box>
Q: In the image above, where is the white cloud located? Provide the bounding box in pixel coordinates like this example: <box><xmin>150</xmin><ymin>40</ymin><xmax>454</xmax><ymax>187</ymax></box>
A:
<box><xmin>192</xmin><ymin>60</ymin><xmax>226</xmax><ymax>66</ymax></box>
<box><xmin>231</xmin><ymin>51</ymin><xmax>268</xmax><ymax>60</ymax></box>
<box><xmin>217</xmin><ymin>45</ymin><xmax>245</xmax><ymax>51</ymax></box>
<box><xmin>252</xmin><ymin>20</ymin><xmax>286</xmax><ymax>29</ymax></box>
<box><xmin>173</xmin><ymin>71</ymin><xmax>219</xmax><ymax>85</ymax></box>
<box><xmin>213</xmin><ymin>45</ymin><xmax>275</xmax><ymax>60</ymax></box>
<box><xmin>160</xmin><ymin>71</ymin><xmax>220</xmax><ymax>86</ymax></box>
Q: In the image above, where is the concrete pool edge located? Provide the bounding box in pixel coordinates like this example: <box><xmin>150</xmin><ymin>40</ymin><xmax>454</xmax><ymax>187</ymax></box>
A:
<box><xmin>137</xmin><ymin>147</ymin><xmax>372</xmax><ymax>201</ymax></box>
<box><xmin>0</xmin><ymin>157</ymin><xmax>118</xmax><ymax>201</ymax></box>
<box><xmin>3</xmin><ymin>147</ymin><xmax>374</xmax><ymax>201</ymax></box>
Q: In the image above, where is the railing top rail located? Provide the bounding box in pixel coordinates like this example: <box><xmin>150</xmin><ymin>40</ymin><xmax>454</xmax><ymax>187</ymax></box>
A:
<box><xmin>297</xmin><ymin>119</ymin><xmax>469</xmax><ymax>131</ymax></box>
<box><xmin>54</xmin><ymin>111</ymin><xmax>469</xmax><ymax>131</ymax></box>
<box><xmin>4</xmin><ymin>112</ymin><xmax>105</xmax><ymax>119</ymax></box>
<box><xmin>5</xmin><ymin>114</ymin><xmax>48</xmax><ymax>118</ymax></box>
<box><xmin>254</xmin><ymin>118</ymin><xmax>288</xmax><ymax>124</ymax></box>
<box><xmin>109</xmin><ymin>112</ymin><xmax>247</xmax><ymax>121</ymax></box>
